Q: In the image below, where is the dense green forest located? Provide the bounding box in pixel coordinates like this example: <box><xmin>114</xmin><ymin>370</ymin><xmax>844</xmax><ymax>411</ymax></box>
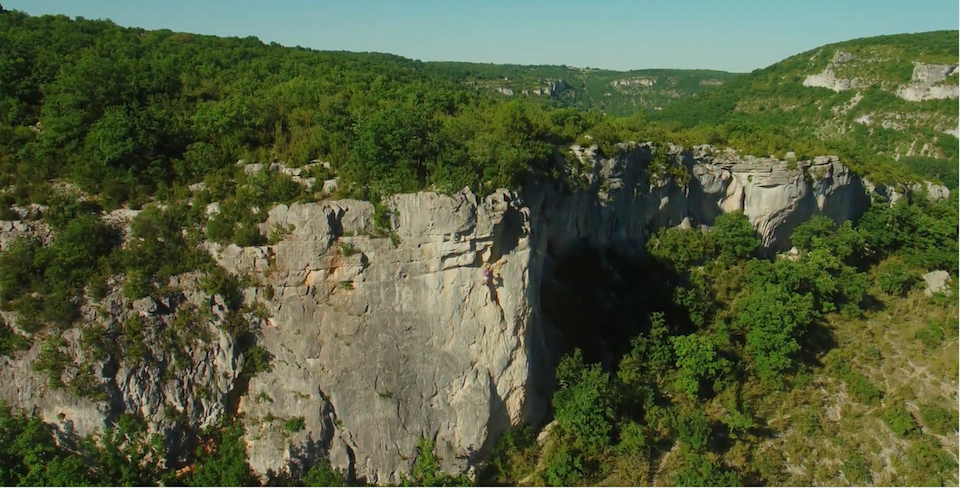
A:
<box><xmin>0</xmin><ymin>7</ymin><xmax>957</xmax><ymax>487</ymax></box>
<box><xmin>1</xmin><ymin>9</ymin><xmax>955</xmax><ymax>215</ymax></box>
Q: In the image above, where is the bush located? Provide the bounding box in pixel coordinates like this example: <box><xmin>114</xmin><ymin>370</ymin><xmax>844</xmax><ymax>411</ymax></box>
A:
<box><xmin>402</xmin><ymin>438</ymin><xmax>472</xmax><ymax>487</ymax></box>
<box><xmin>670</xmin><ymin>449</ymin><xmax>741</xmax><ymax>487</ymax></box>
<box><xmin>542</xmin><ymin>444</ymin><xmax>583</xmax><ymax>487</ymax></box>
<box><xmin>846</xmin><ymin>373</ymin><xmax>883</xmax><ymax>405</ymax></box>
<box><xmin>0</xmin><ymin>320</ymin><xmax>30</xmax><ymax>356</ymax></box>
<box><xmin>185</xmin><ymin>420</ymin><xmax>258</xmax><ymax>487</ymax></box>
<box><xmin>915</xmin><ymin>321</ymin><xmax>945</xmax><ymax>349</ymax></box>
<box><xmin>302</xmin><ymin>458</ymin><xmax>345</xmax><ymax>487</ymax></box>
<box><xmin>883</xmin><ymin>402</ymin><xmax>919</xmax><ymax>437</ymax></box>
<box><xmin>241</xmin><ymin>345</ymin><xmax>273</xmax><ymax>377</ymax></box>
<box><xmin>876</xmin><ymin>260</ymin><xmax>918</xmax><ymax>296</ymax></box>
<box><xmin>282</xmin><ymin>416</ymin><xmax>305</xmax><ymax>434</ymax></box>
<box><xmin>919</xmin><ymin>405</ymin><xmax>958</xmax><ymax>435</ymax></box>
<box><xmin>552</xmin><ymin>350</ymin><xmax>614</xmax><ymax>458</ymax></box>
<box><xmin>675</xmin><ymin>409</ymin><xmax>711</xmax><ymax>452</ymax></box>
<box><xmin>711</xmin><ymin>212</ymin><xmax>759</xmax><ymax>261</ymax></box>
<box><xmin>483</xmin><ymin>426</ymin><xmax>538</xmax><ymax>485</ymax></box>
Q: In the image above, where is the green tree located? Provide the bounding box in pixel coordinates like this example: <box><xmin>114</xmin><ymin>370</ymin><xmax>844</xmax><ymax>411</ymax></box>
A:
<box><xmin>670</xmin><ymin>333</ymin><xmax>728</xmax><ymax>399</ymax></box>
<box><xmin>735</xmin><ymin>284</ymin><xmax>814</xmax><ymax>387</ymax></box>
<box><xmin>711</xmin><ymin>212</ymin><xmax>759</xmax><ymax>261</ymax></box>
<box><xmin>552</xmin><ymin>349</ymin><xmax>615</xmax><ymax>457</ymax></box>
<box><xmin>186</xmin><ymin>420</ymin><xmax>258</xmax><ymax>487</ymax></box>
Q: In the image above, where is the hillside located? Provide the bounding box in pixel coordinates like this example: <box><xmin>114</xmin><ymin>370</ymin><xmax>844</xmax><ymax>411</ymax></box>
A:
<box><xmin>653</xmin><ymin>30</ymin><xmax>960</xmax><ymax>188</ymax></box>
<box><xmin>425</xmin><ymin>62</ymin><xmax>740</xmax><ymax>115</ymax></box>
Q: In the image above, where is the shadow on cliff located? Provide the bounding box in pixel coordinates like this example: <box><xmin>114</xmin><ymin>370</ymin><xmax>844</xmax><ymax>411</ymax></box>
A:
<box><xmin>540</xmin><ymin>244</ymin><xmax>698</xmax><ymax>368</ymax></box>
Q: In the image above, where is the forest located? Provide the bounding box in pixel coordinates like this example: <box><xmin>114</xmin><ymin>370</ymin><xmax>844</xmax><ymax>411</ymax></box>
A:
<box><xmin>0</xmin><ymin>7</ymin><xmax>957</xmax><ymax>487</ymax></box>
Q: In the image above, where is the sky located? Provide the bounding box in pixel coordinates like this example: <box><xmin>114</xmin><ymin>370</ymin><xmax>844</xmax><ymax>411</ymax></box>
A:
<box><xmin>4</xmin><ymin>0</ymin><xmax>959</xmax><ymax>73</ymax></box>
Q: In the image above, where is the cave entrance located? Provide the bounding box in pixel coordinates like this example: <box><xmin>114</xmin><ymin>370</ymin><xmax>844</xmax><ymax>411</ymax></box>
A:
<box><xmin>539</xmin><ymin>243</ymin><xmax>693</xmax><ymax>370</ymax></box>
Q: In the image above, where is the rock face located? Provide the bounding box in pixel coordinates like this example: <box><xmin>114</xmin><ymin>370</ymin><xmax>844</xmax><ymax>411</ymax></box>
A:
<box><xmin>542</xmin><ymin>144</ymin><xmax>879</xmax><ymax>254</ymax></box>
<box><xmin>897</xmin><ymin>63</ymin><xmax>960</xmax><ymax>102</ymax></box>
<box><xmin>218</xmin><ymin>194</ymin><xmax>545</xmax><ymax>484</ymax></box>
<box><xmin>0</xmin><ymin>274</ymin><xmax>246</xmax><ymax>452</ymax></box>
<box><xmin>0</xmin><ymin>143</ymin><xmax>951</xmax><ymax>484</ymax></box>
<box><xmin>803</xmin><ymin>50</ymin><xmax>960</xmax><ymax>102</ymax></box>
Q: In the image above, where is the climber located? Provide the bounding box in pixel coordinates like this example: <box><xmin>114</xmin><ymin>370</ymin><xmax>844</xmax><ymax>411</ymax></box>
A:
<box><xmin>481</xmin><ymin>266</ymin><xmax>493</xmax><ymax>286</ymax></box>
<box><xmin>480</xmin><ymin>256</ymin><xmax>507</xmax><ymax>286</ymax></box>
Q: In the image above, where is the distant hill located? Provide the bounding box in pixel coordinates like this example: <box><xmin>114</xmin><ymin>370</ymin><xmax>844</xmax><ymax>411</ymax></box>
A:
<box><xmin>425</xmin><ymin>62</ymin><xmax>741</xmax><ymax>116</ymax></box>
<box><xmin>652</xmin><ymin>30</ymin><xmax>959</xmax><ymax>187</ymax></box>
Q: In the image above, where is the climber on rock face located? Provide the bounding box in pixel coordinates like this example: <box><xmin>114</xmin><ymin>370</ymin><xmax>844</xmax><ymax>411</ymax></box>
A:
<box><xmin>481</xmin><ymin>267</ymin><xmax>493</xmax><ymax>286</ymax></box>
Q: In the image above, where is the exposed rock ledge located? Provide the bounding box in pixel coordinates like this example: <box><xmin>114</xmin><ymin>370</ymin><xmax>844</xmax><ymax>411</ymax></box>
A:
<box><xmin>0</xmin><ymin>144</ymin><xmax>950</xmax><ymax>484</ymax></box>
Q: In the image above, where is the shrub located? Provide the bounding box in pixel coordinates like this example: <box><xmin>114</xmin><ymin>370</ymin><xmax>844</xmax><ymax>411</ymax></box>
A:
<box><xmin>542</xmin><ymin>444</ymin><xmax>583</xmax><ymax>487</ymax></box>
<box><xmin>915</xmin><ymin>321</ymin><xmax>945</xmax><ymax>349</ymax></box>
<box><xmin>483</xmin><ymin>426</ymin><xmax>538</xmax><ymax>485</ymax></box>
<box><xmin>552</xmin><ymin>350</ymin><xmax>614</xmax><ymax>458</ymax></box>
<box><xmin>883</xmin><ymin>402</ymin><xmax>919</xmax><ymax>437</ymax></box>
<box><xmin>0</xmin><ymin>320</ymin><xmax>30</xmax><ymax>356</ymax></box>
<box><xmin>919</xmin><ymin>405</ymin><xmax>958</xmax><ymax>435</ymax></box>
<box><xmin>876</xmin><ymin>260</ymin><xmax>918</xmax><ymax>296</ymax></box>
<box><xmin>845</xmin><ymin>373</ymin><xmax>883</xmax><ymax>405</ymax></box>
<box><xmin>185</xmin><ymin>420</ymin><xmax>258</xmax><ymax>487</ymax></box>
<box><xmin>302</xmin><ymin>458</ymin><xmax>345</xmax><ymax>487</ymax></box>
<box><xmin>241</xmin><ymin>345</ymin><xmax>273</xmax><ymax>377</ymax></box>
<box><xmin>282</xmin><ymin>417</ymin><xmax>305</xmax><ymax>434</ymax></box>
<box><xmin>711</xmin><ymin>211</ymin><xmax>759</xmax><ymax>261</ymax></box>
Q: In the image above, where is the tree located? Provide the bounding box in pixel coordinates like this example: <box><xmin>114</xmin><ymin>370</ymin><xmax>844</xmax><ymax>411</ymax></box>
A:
<box><xmin>735</xmin><ymin>284</ymin><xmax>814</xmax><ymax>387</ymax></box>
<box><xmin>552</xmin><ymin>349</ymin><xmax>615</xmax><ymax>457</ymax></box>
<box><xmin>617</xmin><ymin>312</ymin><xmax>673</xmax><ymax>389</ymax></box>
<box><xmin>302</xmin><ymin>458</ymin><xmax>345</xmax><ymax>487</ymax></box>
<box><xmin>186</xmin><ymin>420</ymin><xmax>258</xmax><ymax>487</ymax></box>
<box><xmin>711</xmin><ymin>212</ymin><xmax>759</xmax><ymax>261</ymax></box>
<box><xmin>670</xmin><ymin>333</ymin><xmax>728</xmax><ymax>399</ymax></box>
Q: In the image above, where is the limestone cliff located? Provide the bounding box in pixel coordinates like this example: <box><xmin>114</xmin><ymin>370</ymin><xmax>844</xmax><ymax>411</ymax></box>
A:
<box><xmin>0</xmin><ymin>144</ymin><xmax>950</xmax><ymax>484</ymax></box>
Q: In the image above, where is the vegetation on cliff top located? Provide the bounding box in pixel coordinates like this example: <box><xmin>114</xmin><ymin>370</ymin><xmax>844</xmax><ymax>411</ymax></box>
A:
<box><xmin>0</xmin><ymin>9</ymin><xmax>955</xmax><ymax>218</ymax></box>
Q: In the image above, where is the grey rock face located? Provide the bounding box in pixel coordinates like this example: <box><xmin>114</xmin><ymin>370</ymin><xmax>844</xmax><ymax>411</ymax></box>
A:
<box><xmin>0</xmin><ymin>277</ymin><xmax>246</xmax><ymax>450</ymax></box>
<box><xmin>897</xmin><ymin>63</ymin><xmax>960</xmax><ymax>101</ymax></box>
<box><xmin>222</xmin><ymin>190</ymin><xmax>541</xmax><ymax>484</ymax></box>
<box><xmin>544</xmin><ymin>144</ymin><xmax>876</xmax><ymax>253</ymax></box>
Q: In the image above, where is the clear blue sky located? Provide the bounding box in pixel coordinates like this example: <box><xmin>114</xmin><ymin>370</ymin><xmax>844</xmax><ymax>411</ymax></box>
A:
<box><xmin>4</xmin><ymin>0</ymin><xmax>958</xmax><ymax>72</ymax></box>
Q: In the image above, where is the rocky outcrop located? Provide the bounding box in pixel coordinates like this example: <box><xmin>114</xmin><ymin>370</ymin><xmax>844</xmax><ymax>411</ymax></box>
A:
<box><xmin>0</xmin><ymin>143</ymin><xmax>951</xmax><ymax>484</ymax></box>
<box><xmin>0</xmin><ymin>273</ymin><xmax>248</xmax><ymax>452</ymax></box>
<box><xmin>217</xmin><ymin>193</ymin><xmax>544</xmax><ymax>484</ymax></box>
<box><xmin>541</xmin><ymin>144</ymin><xmax>880</xmax><ymax>253</ymax></box>
<box><xmin>922</xmin><ymin>270</ymin><xmax>951</xmax><ymax>297</ymax></box>
<box><xmin>803</xmin><ymin>50</ymin><xmax>861</xmax><ymax>92</ymax></box>
<box><xmin>897</xmin><ymin>63</ymin><xmax>960</xmax><ymax>102</ymax></box>
<box><xmin>803</xmin><ymin>50</ymin><xmax>960</xmax><ymax>102</ymax></box>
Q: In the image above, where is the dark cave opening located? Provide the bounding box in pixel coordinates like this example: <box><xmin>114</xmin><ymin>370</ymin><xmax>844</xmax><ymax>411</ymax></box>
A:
<box><xmin>539</xmin><ymin>242</ymin><xmax>699</xmax><ymax>371</ymax></box>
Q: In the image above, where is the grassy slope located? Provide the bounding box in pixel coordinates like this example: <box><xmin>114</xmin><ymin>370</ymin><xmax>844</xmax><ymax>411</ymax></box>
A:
<box><xmin>652</xmin><ymin>30</ymin><xmax>959</xmax><ymax>179</ymax></box>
